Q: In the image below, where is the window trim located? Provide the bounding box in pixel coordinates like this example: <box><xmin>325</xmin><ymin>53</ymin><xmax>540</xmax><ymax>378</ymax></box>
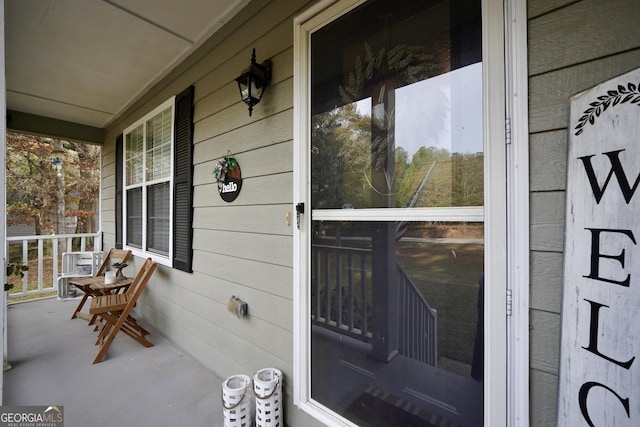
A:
<box><xmin>122</xmin><ymin>96</ymin><xmax>176</xmax><ymax>267</ymax></box>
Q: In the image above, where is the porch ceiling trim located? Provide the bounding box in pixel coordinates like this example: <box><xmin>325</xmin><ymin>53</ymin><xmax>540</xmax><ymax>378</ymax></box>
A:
<box><xmin>7</xmin><ymin>110</ymin><xmax>104</xmax><ymax>144</ymax></box>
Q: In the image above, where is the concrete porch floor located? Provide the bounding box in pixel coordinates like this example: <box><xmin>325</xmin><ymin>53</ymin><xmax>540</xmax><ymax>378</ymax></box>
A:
<box><xmin>3</xmin><ymin>297</ymin><xmax>226</xmax><ymax>427</ymax></box>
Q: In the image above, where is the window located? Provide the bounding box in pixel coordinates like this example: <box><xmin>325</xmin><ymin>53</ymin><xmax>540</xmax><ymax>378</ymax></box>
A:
<box><xmin>123</xmin><ymin>99</ymin><xmax>174</xmax><ymax>260</ymax></box>
<box><xmin>117</xmin><ymin>86</ymin><xmax>194</xmax><ymax>272</ymax></box>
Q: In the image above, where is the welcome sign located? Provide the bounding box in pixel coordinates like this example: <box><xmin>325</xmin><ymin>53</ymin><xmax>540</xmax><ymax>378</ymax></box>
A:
<box><xmin>559</xmin><ymin>67</ymin><xmax>640</xmax><ymax>426</ymax></box>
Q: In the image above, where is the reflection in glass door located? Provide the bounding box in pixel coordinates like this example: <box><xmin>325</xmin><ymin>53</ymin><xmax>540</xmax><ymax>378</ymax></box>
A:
<box><xmin>309</xmin><ymin>0</ymin><xmax>485</xmax><ymax>425</ymax></box>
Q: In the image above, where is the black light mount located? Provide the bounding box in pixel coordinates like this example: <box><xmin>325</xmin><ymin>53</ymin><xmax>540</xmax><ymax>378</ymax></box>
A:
<box><xmin>235</xmin><ymin>48</ymin><xmax>272</xmax><ymax>116</ymax></box>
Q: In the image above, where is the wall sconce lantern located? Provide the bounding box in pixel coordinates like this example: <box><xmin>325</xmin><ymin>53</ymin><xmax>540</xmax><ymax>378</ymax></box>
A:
<box><xmin>235</xmin><ymin>48</ymin><xmax>272</xmax><ymax>116</ymax></box>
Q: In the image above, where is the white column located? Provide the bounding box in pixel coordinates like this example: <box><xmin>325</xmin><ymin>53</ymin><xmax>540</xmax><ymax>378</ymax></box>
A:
<box><xmin>1</xmin><ymin>0</ymin><xmax>8</xmax><ymax>403</ymax></box>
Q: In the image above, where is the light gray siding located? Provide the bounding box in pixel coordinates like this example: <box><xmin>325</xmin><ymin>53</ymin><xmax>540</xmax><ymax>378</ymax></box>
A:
<box><xmin>95</xmin><ymin>0</ymin><xmax>640</xmax><ymax>425</ymax></box>
<box><xmin>528</xmin><ymin>0</ymin><xmax>640</xmax><ymax>425</ymax></box>
<box><xmin>102</xmin><ymin>1</ymin><xmax>321</xmax><ymax>426</ymax></box>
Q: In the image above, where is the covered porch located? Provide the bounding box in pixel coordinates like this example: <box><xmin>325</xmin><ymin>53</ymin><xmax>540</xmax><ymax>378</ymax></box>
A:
<box><xmin>4</xmin><ymin>297</ymin><xmax>225</xmax><ymax>426</ymax></box>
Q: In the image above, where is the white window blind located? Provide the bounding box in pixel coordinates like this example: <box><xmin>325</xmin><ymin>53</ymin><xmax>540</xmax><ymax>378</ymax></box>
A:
<box><xmin>123</xmin><ymin>98</ymin><xmax>174</xmax><ymax>259</ymax></box>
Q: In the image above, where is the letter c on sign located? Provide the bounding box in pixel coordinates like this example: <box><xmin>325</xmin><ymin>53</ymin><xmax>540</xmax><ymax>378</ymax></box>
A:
<box><xmin>579</xmin><ymin>381</ymin><xmax>630</xmax><ymax>427</ymax></box>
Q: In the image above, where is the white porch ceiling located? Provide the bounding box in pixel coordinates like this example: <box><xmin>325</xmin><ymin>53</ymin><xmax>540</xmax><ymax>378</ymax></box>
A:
<box><xmin>5</xmin><ymin>0</ymin><xmax>250</xmax><ymax>129</ymax></box>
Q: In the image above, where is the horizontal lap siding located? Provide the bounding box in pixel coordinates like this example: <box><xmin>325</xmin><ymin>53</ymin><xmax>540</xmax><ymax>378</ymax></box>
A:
<box><xmin>103</xmin><ymin>1</ymin><xmax>322</xmax><ymax>426</ymax></box>
<box><xmin>160</xmin><ymin>1</ymin><xmax>305</xmax><ymax>423</ymax></box>
<box><xmin>100</xmin><ymin>145</ymin><xmax>117</xmax><ymax>249</ymax></box>
<box><xmin>528</xmin><ymin>0</ymin><xmax>640</xmax><ymax>425</ymax></box>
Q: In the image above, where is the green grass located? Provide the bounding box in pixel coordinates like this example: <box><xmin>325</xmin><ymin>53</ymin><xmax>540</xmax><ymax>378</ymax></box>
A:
<box><xmin>398</xmin><ymin>241</ymin><xmax>483</xmax><ymax>364</ymax></box>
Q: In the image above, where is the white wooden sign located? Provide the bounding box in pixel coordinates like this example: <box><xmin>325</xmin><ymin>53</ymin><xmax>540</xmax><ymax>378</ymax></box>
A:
<box><xmin>559</xmin><ymin>67</ymin><xmax>640</xmax><ymax>427</ymax></box>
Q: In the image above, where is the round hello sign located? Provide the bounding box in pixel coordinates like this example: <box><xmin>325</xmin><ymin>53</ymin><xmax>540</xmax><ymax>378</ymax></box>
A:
<box><xmin>219</xmin><ymin>164</ymin><xmax>242</xmax><ymax>202</ymax></box>
<box><xmin>213</xmin><ymin>154</ymin><xmax>242</xmax><ymax>203</ymax></box>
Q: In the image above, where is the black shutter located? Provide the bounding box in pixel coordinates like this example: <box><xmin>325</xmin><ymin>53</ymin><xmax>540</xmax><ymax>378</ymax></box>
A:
<box><xmin>172</xmin><ymin>86</ymin><xmax>195</xmax><ymax>272</ymax></box>
<box><xmin>115</xmin><ymin>134</ymin><xmax>123</xmax><ymax>249</ymax></box>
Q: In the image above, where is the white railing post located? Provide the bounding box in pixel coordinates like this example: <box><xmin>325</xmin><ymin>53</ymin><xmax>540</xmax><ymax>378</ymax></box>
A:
<box><xmin>37</xmin><ymin>239</ymin><xmax>44</xmax><ymax>292</ymax></box>
<box><xmin>52</xmin><ymin>239</ymin><xmax>59</xmax><ymax>289</ymax></box>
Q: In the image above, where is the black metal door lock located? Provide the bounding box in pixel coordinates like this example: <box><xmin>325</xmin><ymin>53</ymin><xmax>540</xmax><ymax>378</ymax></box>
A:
<box><xmin>296</xmin><ymin>203</ymin><xmax>305</xmax><ymax>229</ymax></box>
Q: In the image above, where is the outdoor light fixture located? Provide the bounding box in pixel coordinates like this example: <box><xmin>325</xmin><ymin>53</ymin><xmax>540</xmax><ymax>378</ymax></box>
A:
<box><xmin>235</xmin><ymin>48</ymin><xmax>272</xmax><ymax>116</ymax></box>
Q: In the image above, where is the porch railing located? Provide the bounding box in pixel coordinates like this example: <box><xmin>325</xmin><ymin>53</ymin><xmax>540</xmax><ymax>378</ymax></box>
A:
<box><xmin>5</xmin><ymin>232</ymin><xmax>102</xmax><ymax>300</ymax></box>
<box><xmin>397</xmin><ymin>264</ymin><xmax>438</xmax><ymax>365</ymax></box>
<box><xmin>312</xmin><ymin>245</ymin><xmax>373</xmax><ymax>342</ymax></box>
<box><xmin>311</xmin><ymin>244</ymin><xmax>437</xmax><ymax>365</ymax></box>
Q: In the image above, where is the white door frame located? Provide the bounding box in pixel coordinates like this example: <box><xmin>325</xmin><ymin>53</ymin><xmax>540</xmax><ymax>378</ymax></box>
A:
<box><xmin>292</xmin><ymin>1</ymin><xmax>530</xmax><ymax>425</ymax></box>
<box><xmin>504</xmin><ymin>0</ymin><xmax>530</xmax><ymax>425</ymax></box>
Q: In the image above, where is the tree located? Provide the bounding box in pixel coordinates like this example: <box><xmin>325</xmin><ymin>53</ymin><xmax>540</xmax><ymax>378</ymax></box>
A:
<box><xmin>311</xmin><ymin>102</ymin><xmax>372</xmax><ymax>209</ymax></box>
<box><xmin>6</xmin><ymin>132</ymin><xmax>101</xmax><ymax>235</ymax></box>
<box><xmin>310</xmin><ymin>104</ymin><xmax>484</xmax><ymax>211</ymax></box>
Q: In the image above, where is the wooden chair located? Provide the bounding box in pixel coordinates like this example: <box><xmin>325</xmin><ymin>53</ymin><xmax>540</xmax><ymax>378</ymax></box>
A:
<box><xmin>89</xmin><ymin>258</ymin><xmax>157</xmax><ymax>364</ymax></box>
<box><xmin>70</xmin><ymin>248</ymin><xmax>132</xmax><ymax>320</ymax></box>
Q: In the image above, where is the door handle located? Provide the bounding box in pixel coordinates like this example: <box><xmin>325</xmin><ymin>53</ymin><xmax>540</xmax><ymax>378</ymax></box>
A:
<box><xmin>296</xmin><ymin>203</ymin><xmax>305</xmax><ymax>229</ymax></box>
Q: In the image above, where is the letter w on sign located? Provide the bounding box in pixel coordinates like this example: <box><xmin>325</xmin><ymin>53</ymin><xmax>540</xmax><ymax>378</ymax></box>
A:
<box><xmin>579</xmin><ymin>149</ymin><xmax>640</xmax><ymax>204</ymax></box>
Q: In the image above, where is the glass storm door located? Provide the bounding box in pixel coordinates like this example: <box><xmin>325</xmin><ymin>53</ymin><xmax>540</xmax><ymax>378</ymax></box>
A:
<box><xmin>297</xmin><ymin>0</ymin><xmax>506</xmax><ymax>425</ymax></box>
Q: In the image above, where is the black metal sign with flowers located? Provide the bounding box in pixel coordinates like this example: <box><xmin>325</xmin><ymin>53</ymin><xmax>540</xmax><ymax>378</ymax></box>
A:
<box><xmin>213</xmin><ymin>152</ymin><xmax>242</xmax><ymax>202</ymax></box>
<box><xmin>574</xmin><ymin>82</ymin><xmax>640</xmax><ymax>135</ymax></box>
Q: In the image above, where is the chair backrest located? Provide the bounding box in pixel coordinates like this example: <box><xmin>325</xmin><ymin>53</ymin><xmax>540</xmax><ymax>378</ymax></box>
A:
<box><xmin>125</xmin><ymin>258</ymin><xmax>157</xmax><ymax>301</ymax></box>
<box><xmin>95</xmin><ymin>248</ymin><xmax>132</xmax><ymax>277</ymax></box>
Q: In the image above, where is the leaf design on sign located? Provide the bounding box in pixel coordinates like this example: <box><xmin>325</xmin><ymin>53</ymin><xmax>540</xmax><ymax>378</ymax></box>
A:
<box><xmin>575</xmin><ymin>82</ymin><xmax>640</xmax><ymax>136</ymax></box>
